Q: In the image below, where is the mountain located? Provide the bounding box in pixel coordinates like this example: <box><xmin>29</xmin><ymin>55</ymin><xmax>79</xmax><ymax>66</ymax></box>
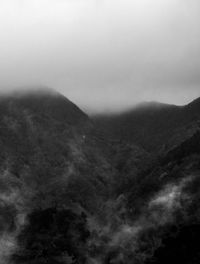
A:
<box><xmin>0</xmin><ymin>90</ymin><xmax>200</xmax><ymax>264</ymax></box>
<box><xmin>93</xmin><ymin>98</ymin><xmax>200</xmax><ymax>152</ymax></box>
<box><xmin>0</xmin><ymin>88</ymin><xmax>117</xmax><ymax>263</ymax></box>
<box><xmin>0</xmin><ymin>88</ymin><xmax>88</xmax><ymax>125</ymax></box>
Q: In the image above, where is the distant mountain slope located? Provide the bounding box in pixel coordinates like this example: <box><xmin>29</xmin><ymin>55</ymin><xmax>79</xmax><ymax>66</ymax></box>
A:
<box><xmin>93</xmin><ymin>98</ymin><xmax>200</xmax><ymax>152</ymax></box>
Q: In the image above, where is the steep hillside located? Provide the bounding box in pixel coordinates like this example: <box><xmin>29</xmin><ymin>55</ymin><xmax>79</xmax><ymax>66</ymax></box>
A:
<box><xmin>0</xmin><ymin>90</ymin><xmax>200</xmax><ymax>264</ymax></box>
<box><xmin>0</xmin><ymin>89</ymin><xmax>116</xmax><ymax>264</ymax></box>
<box><xmin>93</xmin><ymin>98</ymin><xmax>200</xmax><ymax>152</ymax></box>
<box><xmin>0</xmin><ymin>89</ymin><xmax>88</xmax><ymax>125</ymax></box>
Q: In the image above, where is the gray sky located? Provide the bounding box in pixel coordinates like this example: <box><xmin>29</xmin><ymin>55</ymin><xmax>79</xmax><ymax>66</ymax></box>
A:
<box><xmin>0</xmin><ymin>0</ymin><xmax>200</xmax><ymax>113</ymax></box>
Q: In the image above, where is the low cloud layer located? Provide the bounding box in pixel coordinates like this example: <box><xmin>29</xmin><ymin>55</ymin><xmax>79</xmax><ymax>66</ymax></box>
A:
<box><xmin>0</xmin><ymin>0</ymin><xmax>199</xmax><ymax>113</ymax></box>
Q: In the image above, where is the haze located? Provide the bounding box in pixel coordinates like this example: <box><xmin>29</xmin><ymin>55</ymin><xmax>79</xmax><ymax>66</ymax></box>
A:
<box><xmin>0</xmin><ymin>0</ymin><xmax>199</xmax><ymax>113</ymax></box>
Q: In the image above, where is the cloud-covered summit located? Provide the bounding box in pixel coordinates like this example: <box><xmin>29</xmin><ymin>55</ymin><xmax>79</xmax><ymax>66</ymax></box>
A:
<box><xmin>0</xmin><ymin>0</ymin><xmax>199</xmax><ymax>113</ymax></box>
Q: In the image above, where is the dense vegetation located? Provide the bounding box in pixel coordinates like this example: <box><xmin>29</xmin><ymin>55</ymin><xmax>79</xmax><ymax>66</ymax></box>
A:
<box><xmin>0</xmin><ymin>90</ymin><xmax>200</xmax><ymax>264</ymax></box>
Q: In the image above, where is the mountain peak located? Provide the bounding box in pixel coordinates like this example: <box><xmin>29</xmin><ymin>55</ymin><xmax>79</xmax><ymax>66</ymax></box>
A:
<box><xmin>0</xmin><ymin>87</ymin><xmax>88</xmax><ymax>125</ymax></box>
<box><xmin>187</xmin><ymin>97</ymin><xmax>200</xmax><ymax>108</ymax></box>
<box><xmin>135</xmin><ymin>101</ymin><xmax>177</xmax><ymax>110</ymax></box>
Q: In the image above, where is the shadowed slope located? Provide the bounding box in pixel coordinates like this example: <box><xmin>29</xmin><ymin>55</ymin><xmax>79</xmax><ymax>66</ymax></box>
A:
<box><xmin>93</xmin><ymin>98</ymin><xmax>200</xmax><ymax>152</ymax></box>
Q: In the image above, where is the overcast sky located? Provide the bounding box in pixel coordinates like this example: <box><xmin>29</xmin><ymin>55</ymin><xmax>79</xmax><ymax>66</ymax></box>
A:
<box><xmin>0</xmin><ymin>0</ymin><xmax>199</xmax><ymax>113</ymax></box>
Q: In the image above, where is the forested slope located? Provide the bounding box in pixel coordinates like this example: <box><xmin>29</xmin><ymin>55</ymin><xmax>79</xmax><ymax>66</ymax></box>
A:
<box><xmin>0</xmin><ymin>90</ymin><xmax>200</xmax><ymax>264</ymax></box>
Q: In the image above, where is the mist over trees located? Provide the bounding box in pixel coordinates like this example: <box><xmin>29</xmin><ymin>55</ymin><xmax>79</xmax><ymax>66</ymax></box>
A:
<box><xmin>0</xmin><ymin>90</ymin><xmax>200</xmax><ymax>264</ymax></box>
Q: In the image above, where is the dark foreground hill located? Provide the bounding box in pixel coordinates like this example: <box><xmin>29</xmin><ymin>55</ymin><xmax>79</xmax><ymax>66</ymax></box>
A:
<box><xmin>0</xmin><ymin>89</ymin><xmax>115</xmax><ymax>263</ymax></box>
<box><xmin>93</xmin><ymin>98</ymin><xmax>200</xmax><ymax>152</ymax></box>
<box><xmin>0</xmin><ymin>89</ymin><xmax>200</xmax><ymax>264</ymax></box>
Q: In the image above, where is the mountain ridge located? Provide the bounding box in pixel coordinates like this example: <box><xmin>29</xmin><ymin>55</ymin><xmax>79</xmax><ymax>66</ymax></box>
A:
<box><xmin>0</xmin><ymin>88</ymin><xmax>89</xmax><ymax>126</ymax></box>
<box><xmin>0</xmin><ymin>88</ymin><xmax>200</xmax><ymax>264</ymax></box>
<box><xmin>93</xmin><ymin>96</ymin><xmax>200</xmax><ymax>152</ymax></box>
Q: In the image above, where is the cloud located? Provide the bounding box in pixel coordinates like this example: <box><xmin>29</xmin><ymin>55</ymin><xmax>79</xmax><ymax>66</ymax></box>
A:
<box><xmin>0</xmin><ymin>0</ymin><xmax>199</xmax><ymax>112</ymax></box>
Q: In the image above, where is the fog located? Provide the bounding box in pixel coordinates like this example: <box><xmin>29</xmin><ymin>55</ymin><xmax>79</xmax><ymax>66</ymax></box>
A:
<box><xmin>0</xmin><ymin>0</ymin><xmax>199</xmax><ymax>113</ymax></box>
